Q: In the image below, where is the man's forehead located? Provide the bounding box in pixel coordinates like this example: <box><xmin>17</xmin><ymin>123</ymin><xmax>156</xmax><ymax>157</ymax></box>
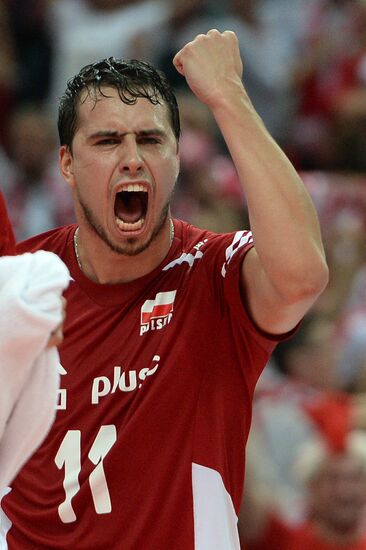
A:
<box><xmin>72</xmin><ymin>89</ymin><xmax>176</xmax><ymax>144</ymax></box>
<box><xmin>77</xmin><ymin>86</ymin><xmax>169</xmax><ymax>122</ymax></box>
<box><xmin>79</xmin><ymin>85</ymin><xmax>117</xmax><ymax>104</ymax></box>
<box><xmin>78</xmin><ymin>85</ymin><xmax>163</xmax><ymax>108</ymax></box>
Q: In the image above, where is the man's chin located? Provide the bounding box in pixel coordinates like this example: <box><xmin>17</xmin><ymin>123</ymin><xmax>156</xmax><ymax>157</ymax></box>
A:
<box><xmin>114</xmin><ymin>238</ymin><xmax>151</xmax><ymax>257</ymax></box>
<box><xmin>79</xmin><ymin>196</ymin><xmax>170</xmax><ymax>257</ymax></box>
<box><xmin>108</xmin><ymin>225</ymin><xmax>162</xmax><ymax>256</ymax></box>
<box><xmin>112</xmin><ymin>213</ymin><xmax>169</xmax><ymax>256</ymax></box>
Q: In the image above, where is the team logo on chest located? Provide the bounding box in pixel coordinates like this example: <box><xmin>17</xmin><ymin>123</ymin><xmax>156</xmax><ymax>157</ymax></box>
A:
<box><xmin>140</xmin><ymin>290</ymin><xmax>177</xmax><ymax>335</ymax></box>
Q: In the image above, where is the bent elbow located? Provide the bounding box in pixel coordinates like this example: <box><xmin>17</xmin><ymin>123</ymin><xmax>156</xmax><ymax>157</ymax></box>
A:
<box><xmin>306</xmin><ymin>256</ymin><xmax>329</xmax><ymax>294</ymax></box>
<box><xmin>281</xmin><ymin>257</ymin><xmax>329</xmax><ymax>304</ymax></box>
<box><xmin>317</xmin><ymin>260</ymin><xmax>330</xmax><ymax>292</ymax></box>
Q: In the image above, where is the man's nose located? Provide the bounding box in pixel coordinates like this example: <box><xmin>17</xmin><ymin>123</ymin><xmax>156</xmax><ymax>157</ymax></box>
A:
<box><xmin>118</xmin><ymin>137</ymin><xmax>143</xmax><ymax>174</ymax></box>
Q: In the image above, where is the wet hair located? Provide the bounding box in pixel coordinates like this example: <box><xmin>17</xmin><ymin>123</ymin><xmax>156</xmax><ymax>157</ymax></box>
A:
<box><xmin>58</xmin><ymin>57</ymin><xmax>181</xmax><ymax>147</ymax></box>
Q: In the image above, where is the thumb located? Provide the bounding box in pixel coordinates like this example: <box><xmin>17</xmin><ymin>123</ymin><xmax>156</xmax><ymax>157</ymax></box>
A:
<box><xmin>173</xmin><ymin>51</ymin><xmax>185</xmax><ymax>76</ymax></box>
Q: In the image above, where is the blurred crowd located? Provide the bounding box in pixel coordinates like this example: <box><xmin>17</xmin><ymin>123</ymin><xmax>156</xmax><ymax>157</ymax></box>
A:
<box><xmin>1</xmin><ymin>0</ymin><xmax>366</xmax><ymax>547</ymax></box>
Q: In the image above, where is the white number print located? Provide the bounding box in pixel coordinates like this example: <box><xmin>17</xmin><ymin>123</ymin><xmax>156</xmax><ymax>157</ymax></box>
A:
<box><xmin>55</xmin><ymin>425</ymin><xmax>117</xmax><ymax>523</ymax></box>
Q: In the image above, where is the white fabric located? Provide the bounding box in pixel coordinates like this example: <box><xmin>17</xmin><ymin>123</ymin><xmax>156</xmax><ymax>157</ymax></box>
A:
<box><xmin>192</xmin><ymin>463</ymin><xmax>240</xmax><ymax>550</ymax></box>
<box><xmin>0</xmin><ymin>487</ymin><xmax>12</xmax><ymax>547</ymax></box>
<box><xmin>0</xmin><ymin>251</ymin><xmax>69</xmax><ymax>488</ymax></box>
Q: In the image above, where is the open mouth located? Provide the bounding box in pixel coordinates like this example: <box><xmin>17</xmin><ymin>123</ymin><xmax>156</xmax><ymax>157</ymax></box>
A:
<box><xmin>114</xmin><ymin>185</ymin><xmax>148</xmax><ymax>231</ymax></box>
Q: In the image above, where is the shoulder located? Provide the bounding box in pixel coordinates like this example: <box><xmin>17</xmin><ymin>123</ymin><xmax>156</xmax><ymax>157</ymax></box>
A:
<box><xmin>16</xmin><ymin>224</ymin><xmax>77</xmax><ymax>256</ymax></box>
<box><xmin>171</xmin><ymin>219</ymin><xmax>253</xmax><ymax>284</ymax></box>
<box><xmin>174</xmin><ymin>218</ymin><xmax>252</xmax><ymax>255</ymax></box>
<box><xmin>174</xmin><ymin>218</ymin><xmax>212</xmax><ymax>245</ymax></box>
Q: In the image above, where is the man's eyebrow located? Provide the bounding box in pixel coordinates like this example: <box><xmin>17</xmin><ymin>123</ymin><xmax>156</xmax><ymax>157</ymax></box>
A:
<box><xmin>137</xmin><ymin>129</ymin><xmax>167</xmax><ymax>137</ymax></box>
<box><xmin>87</xmin><ymin>130</ymin><xmax>123</xmax><ymax>140</ymax></box>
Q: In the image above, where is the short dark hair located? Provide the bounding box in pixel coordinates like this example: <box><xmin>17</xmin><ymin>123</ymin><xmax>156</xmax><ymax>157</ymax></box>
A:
<box><xmin>58</xmin><ymin>57</ymin><xmax>181</xmax><ymax>147</ymax></box>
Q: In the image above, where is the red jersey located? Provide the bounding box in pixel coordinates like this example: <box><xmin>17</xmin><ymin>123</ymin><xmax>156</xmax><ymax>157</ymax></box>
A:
<box><xmin>1</xmin><ymin>220</ymin><xmax>285</xmax><ymax>549</ymax></box>
<box><xmin>0</xmin><ymin>191</ymin><xmax>15</xmax><ymax>255</ymax></box>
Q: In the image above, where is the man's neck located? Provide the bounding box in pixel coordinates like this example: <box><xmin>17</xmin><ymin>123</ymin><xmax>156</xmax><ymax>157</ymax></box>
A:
<box><xmin>74</xmin><ymin>222</ymin><xmax>173</xmax><ymax>284</ymax></box>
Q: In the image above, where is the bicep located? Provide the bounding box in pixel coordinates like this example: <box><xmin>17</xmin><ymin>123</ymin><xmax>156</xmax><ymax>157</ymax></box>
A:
<box><xmin>240</xmin><ymin>247</ymin><xmax>319</xmax><ymax>335</ymax></box>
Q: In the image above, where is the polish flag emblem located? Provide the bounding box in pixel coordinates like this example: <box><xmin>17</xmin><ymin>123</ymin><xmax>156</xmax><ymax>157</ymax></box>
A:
<box><xmin>141</xmin><ymin>290</ymin><xmax>177</xmax><ymax>328</ymax></box>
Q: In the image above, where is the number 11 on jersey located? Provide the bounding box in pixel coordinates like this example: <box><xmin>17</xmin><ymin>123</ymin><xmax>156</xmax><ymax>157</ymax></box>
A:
<box><xmin>55</xmin><ymin>425</ymin><xmax>117</xmax><ymax>523</ymax></box>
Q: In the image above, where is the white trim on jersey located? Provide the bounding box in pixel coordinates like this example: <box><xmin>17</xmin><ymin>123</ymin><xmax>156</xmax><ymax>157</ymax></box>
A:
<box><xmin>192</xmin><ymin>463</ymin><xmax>240</xmax><ymax>550</ymax></box>
<box><xmin>163</xmin><ymin>250</ymin><xmax>204</xmax><ymax>271</ymax></box>
<box><xmin>221</xmin><ymin>231</ymin><xmax>253</xmax><ymax>278</ymax></box>
<box><xmin>0</xmin><ymin>487</ymin><xmax>11</xmax><ymax>549</ymax></box>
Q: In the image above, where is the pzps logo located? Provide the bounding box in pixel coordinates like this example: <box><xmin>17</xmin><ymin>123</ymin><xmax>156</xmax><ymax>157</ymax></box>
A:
<box><xmin>140</xmin><ymin>290</ymin><xmax>176</xmax><ymax>335</ymax></box>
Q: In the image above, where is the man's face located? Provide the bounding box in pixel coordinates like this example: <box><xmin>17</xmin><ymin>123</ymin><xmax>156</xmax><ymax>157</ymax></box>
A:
<box><xmin>310</xmin><ymin>454</ymin><xmax>366</xmax><ymax>534</ymax></box>
<box><xmin>59</xmin><ymin>87</ymin><xmax>179</xmax><ymax>256</ymax></box>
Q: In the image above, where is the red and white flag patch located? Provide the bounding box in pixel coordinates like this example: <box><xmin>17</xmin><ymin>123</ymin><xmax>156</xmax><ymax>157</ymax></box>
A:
<box><xmin>140</xmin><ymin>291</ymin><xmax>177</xmax><ymax>335</ymax></box>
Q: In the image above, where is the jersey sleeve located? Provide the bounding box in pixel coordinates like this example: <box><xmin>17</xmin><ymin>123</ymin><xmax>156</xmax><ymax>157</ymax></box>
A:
<box><xmin>204</xmin><ymin>229</ymin><xmax>282</xmax><ymax>353</ymax></box>
<box><xmin>0</xmin><ymin>191</ymin><xmax>16</xmax><ymax>255</ymax></box>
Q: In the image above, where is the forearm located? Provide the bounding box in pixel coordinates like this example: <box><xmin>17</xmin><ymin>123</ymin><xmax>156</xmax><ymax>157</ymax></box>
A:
<box><xmin>174</xmin><ymin>30</ymin><xmax>328</xmax><ymax>331</ymax></box>
<box><xmin>210</xmin><ymin>83</ymin><xmax>328</xmax><ymax>299</ymax></box>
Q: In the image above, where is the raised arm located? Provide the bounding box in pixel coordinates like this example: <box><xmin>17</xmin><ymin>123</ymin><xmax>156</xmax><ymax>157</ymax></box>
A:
<box><xmin>173</xmin><ymin>30</ymin><xmax>329</xmax><ymax>334</ymax></box>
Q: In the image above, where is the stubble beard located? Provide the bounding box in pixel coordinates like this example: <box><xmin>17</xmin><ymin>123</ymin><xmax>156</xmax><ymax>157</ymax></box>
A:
<box><xmin>76</xmin><ymin>188</ymin><xmax>174</xmax><ymax>257</ymax></box>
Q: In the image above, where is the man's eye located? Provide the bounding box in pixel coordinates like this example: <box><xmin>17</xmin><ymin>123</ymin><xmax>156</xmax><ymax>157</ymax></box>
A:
<box><xmin>96</xmin><ymin>139</ymin><xmax>119</xmax><ymax>146</ymax></box>
<box><xmin>139</xmin><ymin>137</ymin><xmax>160</xmax><ymax>144</ymax></box>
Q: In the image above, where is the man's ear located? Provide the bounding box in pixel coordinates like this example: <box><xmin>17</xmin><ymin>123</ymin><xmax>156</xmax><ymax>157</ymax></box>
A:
<box><xmin>175</xmin><ymin>150</ymin><xmax>180</xmax><ymax>181</ymax></box>
<box><xmin>59</xmin><ymin>145</ymin><xmax>75</xmax><ymax>188</ymax></box>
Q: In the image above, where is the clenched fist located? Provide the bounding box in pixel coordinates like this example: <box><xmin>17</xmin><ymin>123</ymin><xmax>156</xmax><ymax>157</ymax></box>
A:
<box><xmin>173</xmin><ymin>29</ymin><xmax>244</xmax><ymax>107</ymax></box>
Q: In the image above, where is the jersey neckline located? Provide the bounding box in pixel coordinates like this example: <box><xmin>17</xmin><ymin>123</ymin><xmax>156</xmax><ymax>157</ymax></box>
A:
<box><xmin>67</xmin><ymin>219</ymin><xmax>183</xmax><ymax>307</ymax></box>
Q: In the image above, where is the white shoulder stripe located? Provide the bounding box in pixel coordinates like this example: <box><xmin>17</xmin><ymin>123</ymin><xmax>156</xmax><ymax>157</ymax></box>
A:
<box><xmin>221</xmin><ymin>231</ymin><xmax>253</xmax><ymax>277</ymax></box>
<box><xmin>163</xmin><ymin>250</ymin><xmax>204</xmax><ymax>271</ymax></box>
